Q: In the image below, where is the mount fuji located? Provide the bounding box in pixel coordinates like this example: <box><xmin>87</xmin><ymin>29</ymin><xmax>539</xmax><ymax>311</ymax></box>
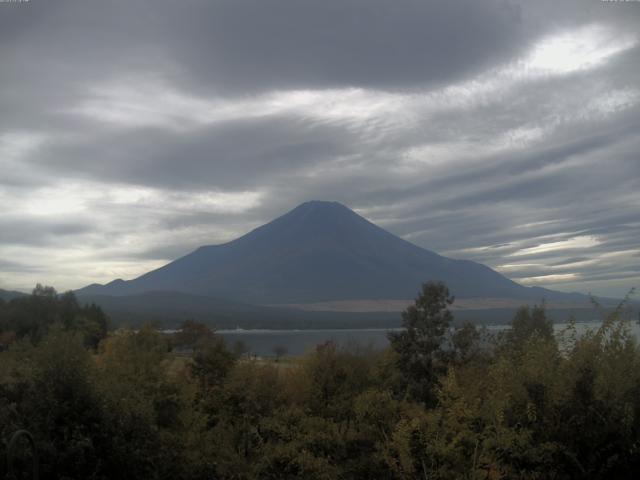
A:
<box><xmin>77</xmin><ymin>201</ymin><xmax>584</xmax><ymax>306</ymax></box>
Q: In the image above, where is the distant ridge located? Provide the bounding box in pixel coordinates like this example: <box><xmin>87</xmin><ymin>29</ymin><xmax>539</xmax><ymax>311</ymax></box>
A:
<box><xmin>77</xmin><ymin>201</ymin><xmax>589</xmax><ymax>305</ymax></box>
<box><xmin>0</xmin><ymin>288</ymin><xmax>28</xmax><ymax>301</ymax></box>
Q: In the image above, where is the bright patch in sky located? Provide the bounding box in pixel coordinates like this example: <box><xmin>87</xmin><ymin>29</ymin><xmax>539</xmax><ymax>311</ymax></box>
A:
<box><xmin>517</xmin><ymin>273</ymin><xmax>579</xmax><ymax>285</ymax></box>
<box><xmin>511</xmin><ymin>236</ymin><xmax>601</xmax><ymax>256</ymax></box>
<box><xmin>23</xmin><ymin>190</ymin><xmax>88</xmax><ymax>216</ymax></box>
<box><xmin>5</xmin><ymin>183</ymin><xmax>263</xmax><ymax>217</ymax></box>
<box><xmin>497</xmin><ymin>263</ymin><xmax>545</xmax><ymax>271</ymax></box>
<box><xmin>0</xmin><ymin>132</ymin><xmax>46</xmax><ymax>161</ymax></box>
<box><xmin>72</xmin><ymin>80</ymin><xmax>406</xmax><ymax>133</ymax></box>
<box><xmin>525</xmin><ymin>24</ymin><xmax>637</xmax><ymax>75</ymax></box>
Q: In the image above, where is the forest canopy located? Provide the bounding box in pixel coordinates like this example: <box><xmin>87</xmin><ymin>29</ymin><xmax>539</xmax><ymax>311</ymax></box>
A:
<box><xmin>1</xmin><ymin>282</ymin><xmax>639</xmax><ymax>479</ymax></box>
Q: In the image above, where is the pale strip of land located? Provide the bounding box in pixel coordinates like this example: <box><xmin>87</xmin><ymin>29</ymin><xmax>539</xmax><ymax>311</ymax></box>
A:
<box><xmin>266</xmin><ymin>298</ymin><xmax>592</xmax><ymax>313</ymax></box>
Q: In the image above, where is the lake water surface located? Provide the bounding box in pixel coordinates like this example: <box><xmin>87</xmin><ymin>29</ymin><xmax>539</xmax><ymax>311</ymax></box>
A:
<box><xmin>218</xmin><ymin>320</ymin><xmax>640</xmax><ymax>357</ymax></box>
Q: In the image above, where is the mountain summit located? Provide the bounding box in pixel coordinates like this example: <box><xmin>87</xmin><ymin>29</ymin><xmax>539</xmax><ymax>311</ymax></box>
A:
<box><xmin>78</xmin><ymin>201</ymin><xmax>571</xmax><ymax>304</ymax></box>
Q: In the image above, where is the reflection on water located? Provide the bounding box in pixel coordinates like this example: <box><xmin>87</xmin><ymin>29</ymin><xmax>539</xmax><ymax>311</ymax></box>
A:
<box><xmin>218</xmin><ymin>320</ymin><xmax>640</xmax><ymax>357</ymax></box>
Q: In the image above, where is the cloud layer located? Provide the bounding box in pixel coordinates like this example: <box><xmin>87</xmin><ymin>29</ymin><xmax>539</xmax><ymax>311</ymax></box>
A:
<box><xmin>0</xmin><ymin>0</ymin><xmax>639</xmax><ymax>297</ymax></box>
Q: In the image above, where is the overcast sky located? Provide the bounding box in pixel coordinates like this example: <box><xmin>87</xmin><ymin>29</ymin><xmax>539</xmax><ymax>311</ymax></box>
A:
<box><xmin>1</xmin><ymin>0</ymin><xmax>639</xmax><ymax>298</ymax></box>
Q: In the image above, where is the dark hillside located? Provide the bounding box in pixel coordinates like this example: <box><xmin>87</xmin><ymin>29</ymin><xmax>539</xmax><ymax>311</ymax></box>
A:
<box><xmin>78</xmin><ymin>201</ymin><xmax>588</xmax><ymax>305</ymax></box>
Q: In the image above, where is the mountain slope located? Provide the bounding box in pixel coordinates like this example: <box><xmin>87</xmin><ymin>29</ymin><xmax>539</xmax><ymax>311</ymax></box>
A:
<box><xmin>0</xmin><ymin>288</ymin><xmax>27</xmax><ymax>301</ymax></box>
<box><xmin>77</xmin><ymin>201</ymin><xmax>583</xmax><ymax>304</ymax></box>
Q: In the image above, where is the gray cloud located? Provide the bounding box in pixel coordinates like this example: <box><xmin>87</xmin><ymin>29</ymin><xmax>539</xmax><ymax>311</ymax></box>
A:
<box><xmin>0</xmin><ymin>0</ymin><xmax>528</xmax><ymax>94</ymax></box>
<box><xmin>40</xmin><ymin>116</ymin><xmax>357</xmax><ymax>190</ymax></box>
<box><xmin>0</xmin><ymin>0</ymin><xmax>639</xmax><ymax>297</ymax></box>
<box><xmin>0</xmin><ymin>217</ymin><xmax>94</xmax><ymax>246</ymax></box>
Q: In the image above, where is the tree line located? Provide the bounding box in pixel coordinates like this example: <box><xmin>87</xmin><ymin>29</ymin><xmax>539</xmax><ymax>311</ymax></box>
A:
<box><xmin>1</xmin><ymin>282</ymin><xmax>639</xmax><ymax>479</ymax></box>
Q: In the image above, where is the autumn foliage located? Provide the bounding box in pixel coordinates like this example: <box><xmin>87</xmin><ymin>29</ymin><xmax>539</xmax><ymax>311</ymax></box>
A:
<box><xmin>1</xmin><ymin>283</ymin><xmax>639</xmax><ymax>479</ymax></box>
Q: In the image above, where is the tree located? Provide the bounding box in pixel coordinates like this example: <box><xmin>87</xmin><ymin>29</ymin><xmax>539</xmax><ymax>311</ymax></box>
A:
<box><xmin>0</xmin><ymin>285</ymin><xmax>108</xmax><ymax>348</ymax></box>
<box><xmin>173</xmin><ymin>319</ymin><xmax>215</xmax><ymax>353</ymax></box>
<box><xmin>273</xmin><ymin>345</ymin><xmax>288</xmax><ymax>362</ymax></box>
<box><xmin>450</xmin><ymin>321</ymin><xmax>485</xmax><ymax>366</ymax></box>
<box><xmin>95</xmin><ymin>325</ymin><xmax>186</xmax><ymax>479</ymax></box>
<box><xmin>388</xmin><ymin>281</ymin><xmax>454</xmax><ymax>405</ymax></box>
<box><xmin>508</xmin><ymin>303</ymin><xmax>554</xmax><ymax>350</ymax></box>
<box><xmin>1</xmin><ymin>326</ymin><xmax>106</xmax><ymax>479</ymax></box>
<box><xmin>191</xmin><ymin>336</ymin><xmax>236</xmax><ymax>392</ymax></box>
<box><xmin>232</xmin><ymin>339</ymin><xmax>249</xmax><ymax>358</ymax></box>
<box><xmin>76</xmin><ymin>302</ymin><xmax>109</xmax><ymax>349</ymax></box>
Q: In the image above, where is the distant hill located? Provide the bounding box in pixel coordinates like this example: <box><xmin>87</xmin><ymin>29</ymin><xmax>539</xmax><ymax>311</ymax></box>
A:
<box><xmin>0</xmin><ymin>288</ymin><xmax>27</xmax><ymax>301</ymax></box>
<box><xmin>78</xmin><ymin>200</ymin><xmax>590</xmax><ymax>305</ymax></box>
<box><xmin>76</xmin><ymin>290</ymin><xmax>402</xmax><ymax>329</ymax></box>
<box><xmin>75</xmin><ymin>290</ymin><xmax>613</xmax><ymax>330</ymax></box>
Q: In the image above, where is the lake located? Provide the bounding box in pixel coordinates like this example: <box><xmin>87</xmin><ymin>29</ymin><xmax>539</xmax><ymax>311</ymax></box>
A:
<box><xmin>218</xmin><ymin>320</ymin><xmax>640</xmax><ymax>357</ymax></box>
